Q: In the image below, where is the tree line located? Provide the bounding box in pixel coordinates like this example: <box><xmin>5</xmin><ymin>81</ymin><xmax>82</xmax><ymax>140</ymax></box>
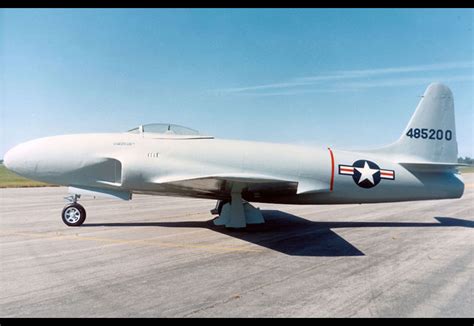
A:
<box><xmin>458</xmin><ymin>157</ymin><xmax>473</xmax><ymax>165</ymax></box>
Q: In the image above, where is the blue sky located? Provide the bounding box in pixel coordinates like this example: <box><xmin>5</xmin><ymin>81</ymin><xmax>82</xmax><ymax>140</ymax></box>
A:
<box><xmin>1</xmin><ymin>8</ymin><xmax>473</xmax><ymax>158</ymax></box>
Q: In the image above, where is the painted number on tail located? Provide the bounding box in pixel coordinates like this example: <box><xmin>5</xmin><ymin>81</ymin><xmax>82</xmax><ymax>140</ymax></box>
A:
<box><xmin>406</xmin><ymin>128</ymin><xmax>452</xmax><ymax>141</ymax></box>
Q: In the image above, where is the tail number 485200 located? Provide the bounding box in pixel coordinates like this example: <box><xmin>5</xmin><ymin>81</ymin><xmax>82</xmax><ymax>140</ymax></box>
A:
<box><xmin>406</xmin><ymin>128</ymin><xmax>452</xmax><ymax>141</ymax></box>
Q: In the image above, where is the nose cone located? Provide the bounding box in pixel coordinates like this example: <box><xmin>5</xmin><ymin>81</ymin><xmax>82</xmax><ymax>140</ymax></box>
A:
<box><xmin>3</xmin><ymin>141</ymin><xmax>37</xmax><ymax>176</ymax></box>
<box><xmin>3</xmin><ymin>137</ymin><xmax>63</xmax><ymax>181</ymax></box>
<box><xmin>3</xmin><ymin>148</ymin><xmax>12</xmax><ymax>170</ymax></box>
<box><xmin>3</xmin><ymin>135</ymin><xmax>90</xmax><ymax>185</ymax></box>
<box><xmin>4</xmin><ymin>143</ymin><xmax>24</xmax><ymax>173</ymax></box>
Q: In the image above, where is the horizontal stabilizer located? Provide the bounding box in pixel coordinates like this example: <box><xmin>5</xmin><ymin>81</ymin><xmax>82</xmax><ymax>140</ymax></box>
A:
<box><xmin>399</xmin><ymin>162</ymin><xmax>468</xmax><ymax>172</ymax></box>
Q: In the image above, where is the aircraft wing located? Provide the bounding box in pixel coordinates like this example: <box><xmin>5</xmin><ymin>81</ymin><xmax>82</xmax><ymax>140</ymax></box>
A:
<box><xmin>152</xmin><ymin>173</ymin><xmax>329</xmax><ymax>199</ymax></box>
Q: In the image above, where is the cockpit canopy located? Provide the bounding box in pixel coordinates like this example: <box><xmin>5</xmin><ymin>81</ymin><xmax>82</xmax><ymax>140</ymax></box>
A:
<box><xmin>127</xmin><ymin>123</ymin><xmax>212</xmax><ymax>139</ymax></box>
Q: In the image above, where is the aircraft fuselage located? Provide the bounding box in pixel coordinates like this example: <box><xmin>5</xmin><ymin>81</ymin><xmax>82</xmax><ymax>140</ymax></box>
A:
<box><xmin>5</xmin><ymin>133</ymin><xmax>464</xmax><ymax>205</ymax></box>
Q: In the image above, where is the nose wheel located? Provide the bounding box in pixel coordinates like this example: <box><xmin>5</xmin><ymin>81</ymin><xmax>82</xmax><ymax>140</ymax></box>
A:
<box><xmin>62</xmin><ymin>194</ymin><xmax>86</xmax><ymax>226</ymax></box>
<box><xmin>62</xmin><ymin>203</ymin><xmax>86</xmax><ymax>226</ymax></box>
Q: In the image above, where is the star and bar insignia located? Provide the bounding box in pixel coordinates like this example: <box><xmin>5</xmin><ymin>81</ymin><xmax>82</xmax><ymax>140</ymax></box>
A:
<box><xmin>339</xmin><ymin>160</ymin><xmax>395</xmax><ymax>189</ymax></box>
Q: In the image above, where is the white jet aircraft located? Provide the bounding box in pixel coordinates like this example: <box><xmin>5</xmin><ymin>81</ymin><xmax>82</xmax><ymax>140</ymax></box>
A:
<box><xmin>3</xmin><ymin>83</ymin><xmax>465</xmax><ymax>228</ymax></box>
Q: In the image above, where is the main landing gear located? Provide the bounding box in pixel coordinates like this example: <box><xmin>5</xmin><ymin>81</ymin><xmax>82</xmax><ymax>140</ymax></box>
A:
<box><xmin>210</xmin><ymin>200</ymin><xmax>229</xmax><ymax>215</ymax></box>
<box><xmin>211</xmin><ymin>184</ymin><xmax>265</xmax><ymax>228</ymax></box>
<box><xmin>61</xmin><ymin>194</ymin><xmax>86</xmax><ymax>226</ymax></box>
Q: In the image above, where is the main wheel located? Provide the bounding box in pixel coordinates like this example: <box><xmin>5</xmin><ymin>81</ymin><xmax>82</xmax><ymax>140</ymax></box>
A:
<box><xmin>62</xmin><ymin>203</ymin><xmax>86</xmax><ymax>226</ymax></box>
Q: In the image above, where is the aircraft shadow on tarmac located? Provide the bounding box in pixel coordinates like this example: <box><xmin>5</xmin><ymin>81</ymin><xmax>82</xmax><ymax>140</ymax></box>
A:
<box><xmin>83</xmin><ymin>210</ymin><xmax>473</xmax><ymax>257</ymax></box>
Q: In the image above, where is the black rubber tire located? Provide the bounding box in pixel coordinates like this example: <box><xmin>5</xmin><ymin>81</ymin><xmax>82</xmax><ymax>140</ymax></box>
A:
<box><xmin>61</xmin><ymin>203</ymin><xmax>86</xmax><ymax>226</ymax></box>
<box><xmin>217</xmin><ymin>200</ymin><xmax>230</xmax><ymax>215</ymax></box>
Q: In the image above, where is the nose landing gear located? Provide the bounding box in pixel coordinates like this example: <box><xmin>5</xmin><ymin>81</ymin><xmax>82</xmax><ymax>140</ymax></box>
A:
<box><xmin>62</xmin><ymin>194</ymin><xmax>86</xmax><ymax>226</ymax></box>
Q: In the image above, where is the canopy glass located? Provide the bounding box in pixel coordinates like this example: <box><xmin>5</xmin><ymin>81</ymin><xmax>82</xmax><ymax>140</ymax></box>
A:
<box><xmin>127</xmin><ymin>123</ymin><xmax>201</xmax><ymax>135</ymax></box>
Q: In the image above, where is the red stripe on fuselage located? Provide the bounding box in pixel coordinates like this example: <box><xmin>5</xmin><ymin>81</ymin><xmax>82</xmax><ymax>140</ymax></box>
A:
<box><xmin>328</xmin><ymin>148</ymin><xmax>335</xmax><ymax>191</ymax></box>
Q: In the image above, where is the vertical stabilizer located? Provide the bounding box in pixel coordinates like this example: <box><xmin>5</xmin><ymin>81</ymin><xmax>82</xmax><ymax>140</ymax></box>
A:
<box><xmin>375</xmin><ymin>83</ymin><xmax>458</xmax><ymax>163</ymax></box>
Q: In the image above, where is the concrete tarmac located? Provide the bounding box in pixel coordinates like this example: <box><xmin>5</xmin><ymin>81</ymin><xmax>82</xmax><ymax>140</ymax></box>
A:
<box><xmin>0</xmin><ymin>174</ymin><xmax>473</xmax><ymax>317</ymax></box>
